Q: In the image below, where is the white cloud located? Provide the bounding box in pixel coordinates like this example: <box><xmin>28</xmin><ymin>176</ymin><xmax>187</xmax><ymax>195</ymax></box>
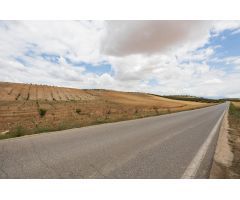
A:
<box><xmin>212</xmin><ymin>20</ymin><xmax>240</xmax><ymax>33</ymax></box>
<box><xmin>0</xmin><ymin>21</ymin><xmax>105</xmax><ymax>63</ymax></box>
<box><xmin>224</xmin><ymin>56</ymin><xmax>240</xmax><ymax>65</ymax></box>
<box><xmin>0</xmin><ymin>20</ymin><xmax>240</xmax><ymax>98</ymax></box>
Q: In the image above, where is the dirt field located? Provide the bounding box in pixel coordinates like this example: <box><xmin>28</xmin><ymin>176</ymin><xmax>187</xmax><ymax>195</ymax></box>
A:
<box><xmin>0</xmin><ymin>82</ymin><xmax>210</xmax><ymax>139</ymax></box>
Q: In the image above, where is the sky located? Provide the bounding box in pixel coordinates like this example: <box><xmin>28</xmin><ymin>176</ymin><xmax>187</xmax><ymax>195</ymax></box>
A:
<box><xmin>1</xmin><ymin>20</ymin><xmax>240</xmax><ymax>98</ymax></box>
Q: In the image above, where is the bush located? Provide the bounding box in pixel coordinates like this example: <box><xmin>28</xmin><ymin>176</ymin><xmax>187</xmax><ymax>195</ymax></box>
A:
<box><xmin>39</xmin><ymin>108</ymin><xmax>47</xmax><ymax>117</ymax></box>
<box><xmin>76</xmin><ymin>108</ymin><xmax>81</xmax><ymax>114</ymax></box>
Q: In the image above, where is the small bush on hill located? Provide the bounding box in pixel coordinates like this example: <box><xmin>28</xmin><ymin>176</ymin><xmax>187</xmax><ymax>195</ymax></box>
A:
<box><xmin>76</xmin><ymin>108</ymin><xmax>81</xmax><ymax>114</ymax></box>
<box><xmin>39</xmin><ymin>108</ymin><xmax>47</xmax><ymax>117</ymax></box>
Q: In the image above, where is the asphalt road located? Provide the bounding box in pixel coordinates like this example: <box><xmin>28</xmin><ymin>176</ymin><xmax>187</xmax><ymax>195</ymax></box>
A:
<box><xmin>0</xmin><ymin>103</ymin><xmax>228</xmax><ymax>178</ymax></box>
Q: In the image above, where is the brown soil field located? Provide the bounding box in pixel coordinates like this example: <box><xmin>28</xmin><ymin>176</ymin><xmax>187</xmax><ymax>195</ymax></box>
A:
<box><xmin>0</xmin><ymin>82</ymin><xmax>211</xmax><ymax>139</ymax></box>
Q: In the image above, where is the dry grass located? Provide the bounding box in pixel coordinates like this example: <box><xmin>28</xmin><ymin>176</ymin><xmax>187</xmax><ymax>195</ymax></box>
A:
<box><xmin>232</xmin><ymin>101</ymin><xmax>240</xmax><ymax>108</ymax></box>
<box><xmin>0</xmin><ymin>82</ymin><xmax>211</xmax><ymax>139</ymax></box>
<box><xmin>227</xmin><ymin>102</ymin><xmax>240</xmax><ymax>178</ymax></box>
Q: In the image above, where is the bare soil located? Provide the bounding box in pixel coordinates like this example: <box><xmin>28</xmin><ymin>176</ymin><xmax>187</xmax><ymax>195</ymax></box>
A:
<box><xmin>0</xmin><ymin>82</ymin><xmax>210</xmax><ymax>139</ymax></box>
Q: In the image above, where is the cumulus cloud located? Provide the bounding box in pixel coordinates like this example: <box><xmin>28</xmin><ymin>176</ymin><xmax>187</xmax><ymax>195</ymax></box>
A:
<box><xmin>0</xmin><ymin>21</ymin><xmax>105</xmax><ymax>63</ymax></box>
<box><xmin>0</xmin><ymin>21</ymin><xmax>114</xmax><ymax>89</ymax></box>
<box><xmin>212</xmin><ymin>20</ymin><xmax>240</xmax><ymax>33</ymax></box>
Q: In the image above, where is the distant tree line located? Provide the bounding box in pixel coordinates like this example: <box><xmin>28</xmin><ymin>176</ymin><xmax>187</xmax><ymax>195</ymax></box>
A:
<box><xmin>150</xmin><ymin>94</ymin><xmax>240</xmax><ymax>103</ymax></box>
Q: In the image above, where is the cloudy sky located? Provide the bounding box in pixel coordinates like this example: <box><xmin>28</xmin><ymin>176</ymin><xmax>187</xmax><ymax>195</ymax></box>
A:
<box><xmin>1</xmin><ymin>20</ymin><xmax>240</xmax><ymax>98</ymax></box>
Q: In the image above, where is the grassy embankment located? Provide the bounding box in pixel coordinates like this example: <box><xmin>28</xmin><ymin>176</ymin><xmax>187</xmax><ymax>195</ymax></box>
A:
<box><xmin>227</xmin><ymin>102</ymin><xmax>240</xmax><ymax>178</ymax></box>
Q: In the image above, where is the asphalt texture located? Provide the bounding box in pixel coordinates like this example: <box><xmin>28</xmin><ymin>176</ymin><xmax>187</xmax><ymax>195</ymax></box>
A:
<box><xmin>0</xmin><ymin>103</ymin><xmax>227</xmax><ymax>178</ymax></box>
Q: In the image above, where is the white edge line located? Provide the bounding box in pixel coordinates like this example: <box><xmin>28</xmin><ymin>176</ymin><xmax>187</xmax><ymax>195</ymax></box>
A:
<box><xmin>181</xmin><ymin>104</ymin><xmax>228</xmax><ymax>179</ymax></box>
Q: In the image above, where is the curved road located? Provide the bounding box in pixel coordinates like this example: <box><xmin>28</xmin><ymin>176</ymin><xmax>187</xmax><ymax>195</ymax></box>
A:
<box><xmin>0</xmin><ymin>103</ymin><xmax>228</xmax><ymax>178</ymax></box>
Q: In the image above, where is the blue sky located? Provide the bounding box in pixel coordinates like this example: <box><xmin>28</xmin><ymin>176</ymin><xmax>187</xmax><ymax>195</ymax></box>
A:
<box><xmin>65</xmin><ymin>58</ymin><xmax>113</xmax><ymax>75</ymax></box>
<box><xmin>0</xmin><ymin>21</ymin><xmax>240</xmax><ymax>98</ymax></box>
<box><xmin>210</xmin><ymin>30</ymin><xmax>240</xmax><ymax>57</ymax></box>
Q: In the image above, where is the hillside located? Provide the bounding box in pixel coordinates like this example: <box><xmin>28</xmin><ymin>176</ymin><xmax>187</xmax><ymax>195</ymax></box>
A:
<box><xmin>0</xmin><ymin>82</ymin><xmax>210</xmax><ymax>139</ymax></box>
<box><xmin>159</xmin><ymin>95</ymin><xmax>225</xmax><ymax>103</ymax></box>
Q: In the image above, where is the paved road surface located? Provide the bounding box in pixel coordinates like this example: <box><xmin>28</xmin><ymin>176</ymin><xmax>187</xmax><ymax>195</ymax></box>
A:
<box><xmin>0</xmin><ymin>103</ymin><xmax>228</xmax><ymax>178</ymax></box>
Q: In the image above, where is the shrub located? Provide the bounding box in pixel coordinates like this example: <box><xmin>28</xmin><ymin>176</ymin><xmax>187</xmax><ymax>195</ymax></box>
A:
<box><xmin>76</xmin><ymin>108</ymin><xmax>81</xmax><ymax>114</ymax></box>
<box><xmin>39</xmin><ymin>108</ymin><xmax>47</xmax><ymax>117</ymax></box>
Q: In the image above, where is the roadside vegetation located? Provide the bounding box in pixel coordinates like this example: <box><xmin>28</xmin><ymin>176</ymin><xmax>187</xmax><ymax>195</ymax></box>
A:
<box><xmin>0</xmin><ymin>126</ymin><xmax>25</xmax><ymax>140</ymax></box>
<box><xmin>227</xmin><ymin>102</ymin><xmax>240</xmax><ymax>178</ymax></box>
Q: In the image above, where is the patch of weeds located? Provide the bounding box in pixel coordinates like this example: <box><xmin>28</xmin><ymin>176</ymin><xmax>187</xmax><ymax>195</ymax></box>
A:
<box><xmin>57</xmin><ymin>121</ymin><xmax>82</xmax><ymax>131</ymax></box>
<box><xmin>228</xmin><ymin>103</ymin><xmax>240</xmax><ymax>178</ymax></box>
<box><xmin>14</xmin><ymin>126</ymin><xmax>25</xmax><ymax>137</ymax></box>
<box><xmin>39</xmin><ymin>108</ymin><xmax>47</xmax><ymax>117</ymax></box>
<box><xmin>0</xmin><ymin>126</ymin><xmax>27</xmax><ymax>139</ymax></box>
<box><xmin>36</xmin><ymin>126</ymin><xmax>52</xmax><ymax>133</ymax></box>
<box><xmin>94</xmin><ymin>117</ymin><xmax>107</xmax><ymax>124</ymax></box>
<box><xmin>229</xmin><ymin>103</ymin><xmax>240</xmax><ymax>118</ymax></box>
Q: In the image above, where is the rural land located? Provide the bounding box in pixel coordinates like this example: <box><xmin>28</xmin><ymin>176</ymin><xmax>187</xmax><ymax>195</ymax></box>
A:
<box><xmin>0</xmin><ymin>81</ymin><xmax>213</xmax><ymax>139</ymax></box>
<box><xmin>0</xmin><ymin>81</ymin><xmax>239</xmax><ymax>178</ymax></box>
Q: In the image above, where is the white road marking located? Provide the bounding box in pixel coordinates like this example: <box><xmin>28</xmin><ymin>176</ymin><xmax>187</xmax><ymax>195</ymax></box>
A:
<box><xmin>181</xmin><ymin>107</ymin><xmax>227</xmax><ymax>179</ymax></box>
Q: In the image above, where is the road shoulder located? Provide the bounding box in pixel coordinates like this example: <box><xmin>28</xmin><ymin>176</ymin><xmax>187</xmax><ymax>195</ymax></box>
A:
<box><xmin>210</xmin><ymin>106</ymin><xmax>233</xmax><ymax>178</ymax></box>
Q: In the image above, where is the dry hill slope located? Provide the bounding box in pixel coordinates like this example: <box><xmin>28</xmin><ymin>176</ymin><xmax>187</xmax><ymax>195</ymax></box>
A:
<box><xmin>0</xmin><ymin>82</ymin><xmax>209</xmax><ymax>139</ymax></box>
